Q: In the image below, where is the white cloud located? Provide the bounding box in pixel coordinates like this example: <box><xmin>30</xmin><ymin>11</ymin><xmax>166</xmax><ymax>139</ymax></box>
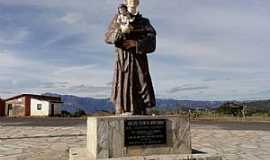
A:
<box><xmin>0</xmin><ymin>0</ymin><xmax>270</xmax><ymax>100</ymax></box>
<box><xmin>51</xmin><ymin>64</ymin><xmax>112</xmax><ymax>86</ymax></box>
<box><xmin>60</xmin><ymin>13</ymin><xmax>83</xmax><ymax>24</ymax></box>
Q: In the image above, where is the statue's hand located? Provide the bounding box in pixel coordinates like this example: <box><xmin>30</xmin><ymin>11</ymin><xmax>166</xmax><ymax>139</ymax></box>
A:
<box><xmin>122</xmin><ymin>40</ymin><xmax>136</xmax><ymax>49</ymax></box>
<box><xmin>121</xmin><ymin>25</ymin><xmax>131</xmax><ymax>33</ymax></box>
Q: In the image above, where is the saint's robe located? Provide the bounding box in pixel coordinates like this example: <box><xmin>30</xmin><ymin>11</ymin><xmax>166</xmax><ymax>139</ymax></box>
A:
<box><xmin>105</xmin><ymin>13</ymin><xmax>156</xmax><ymax>115</ymax></box>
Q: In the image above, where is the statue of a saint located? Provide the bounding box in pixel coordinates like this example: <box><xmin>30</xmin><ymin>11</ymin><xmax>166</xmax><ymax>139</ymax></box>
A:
<box><xmin>105</xmin><ymin>0</ymin><xmax>156</xmax><ymax>115</ymax></box>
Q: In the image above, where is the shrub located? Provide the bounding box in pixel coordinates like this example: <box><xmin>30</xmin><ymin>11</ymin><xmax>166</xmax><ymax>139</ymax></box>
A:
<box><xmin>60</xmin><ymin>110</ymin><xmax>71</xmax><ymax>117</ymax></box>
<box><xmin>73</xmin><ymin>108</ymin><xmax>86</xmax><ymax>117</ymax></box>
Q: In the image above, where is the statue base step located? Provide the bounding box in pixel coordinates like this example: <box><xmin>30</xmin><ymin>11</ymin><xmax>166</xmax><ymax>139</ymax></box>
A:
<box><xmin>69</xmin><ymin>147</ymin><xmax>222</xmax><ymax>160</ymax></box>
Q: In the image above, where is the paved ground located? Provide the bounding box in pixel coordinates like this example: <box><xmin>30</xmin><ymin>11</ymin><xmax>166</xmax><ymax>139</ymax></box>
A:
<box><xmin>0</xmin><ymin>118</ymin><xmax>86</xmax><ymax>160</ymax></box>
<box><xmin>0</xmin><ymin>117</ymin><xmax>270</xmax><ymax>160</ymax></box>
<box><xmin>192</xmin><ymin>120</ymin><xmax>270</xmax><ymax>131</ymax></box>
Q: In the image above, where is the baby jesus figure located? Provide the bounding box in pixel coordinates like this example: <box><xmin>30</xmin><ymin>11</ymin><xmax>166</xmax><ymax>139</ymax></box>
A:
<box><xmin>116</xmin><ymin>4</ymin><xmax>134</xmax><ymax>33</ymax></box>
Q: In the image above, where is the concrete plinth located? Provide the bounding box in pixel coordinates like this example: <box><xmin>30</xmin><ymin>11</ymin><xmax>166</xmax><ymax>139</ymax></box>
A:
<box><xmin>69</xmin><ymin>115</ymin><xmax>222</xmax><ymax>160</ymax></box>
<box><xmin>87</xmin><ymin>115</ymin><xmax>191</xmax><ymax>159</ymax></box>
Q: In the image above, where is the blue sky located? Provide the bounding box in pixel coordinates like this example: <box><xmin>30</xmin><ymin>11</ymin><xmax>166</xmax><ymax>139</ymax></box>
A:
<box><xmin>0</xmin><ymin>0</ymin><xmax>270</xmax><ymax>100</ymax></box>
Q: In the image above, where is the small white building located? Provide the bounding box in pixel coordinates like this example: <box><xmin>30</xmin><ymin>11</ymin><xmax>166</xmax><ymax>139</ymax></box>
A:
<box><xmin>4</xmin><ymin>94</ymin><xmax>63</xmax><ymax>117</ymax></box>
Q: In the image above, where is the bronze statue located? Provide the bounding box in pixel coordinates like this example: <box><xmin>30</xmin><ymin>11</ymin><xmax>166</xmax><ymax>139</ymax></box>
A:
<box><xmin>105</xmin><ymin>0</ymin><xmax>156</xmax><ymax>115</ymax></box>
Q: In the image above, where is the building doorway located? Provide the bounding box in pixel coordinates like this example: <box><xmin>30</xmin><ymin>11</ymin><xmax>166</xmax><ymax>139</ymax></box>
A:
<box><xmin>50</xmin><ymin>104</ymin><xmax>54</xmax><ymax>116</ymax></box>
<box><xmin>7</xmin><ymin>104</ymin><xmax>12</xmax><ymax>116</ymax></box>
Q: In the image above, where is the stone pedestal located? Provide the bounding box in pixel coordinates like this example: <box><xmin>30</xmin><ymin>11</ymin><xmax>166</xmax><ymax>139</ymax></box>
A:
<box><xmin>70</xmin><ymin>115</ymin><xmax>222</xmax><ymax>160</ymax></box>
<box><xmin>87</xmin><ymin>115</ymin><xmax>191</xmax><ymax>159</ymax></box>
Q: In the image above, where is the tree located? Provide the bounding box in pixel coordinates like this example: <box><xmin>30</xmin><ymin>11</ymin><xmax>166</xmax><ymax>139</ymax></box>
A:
<box><xmin>217</xmin><ymin>102</ymin><xmax>245</xmax><ymax>117</ymax></box>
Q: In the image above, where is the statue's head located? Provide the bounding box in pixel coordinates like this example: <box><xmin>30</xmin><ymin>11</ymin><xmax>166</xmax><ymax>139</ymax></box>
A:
<box><xmin>124</xmin><ymin>0</ymin><xmax>139</xmax><ymax>15</ymax></box>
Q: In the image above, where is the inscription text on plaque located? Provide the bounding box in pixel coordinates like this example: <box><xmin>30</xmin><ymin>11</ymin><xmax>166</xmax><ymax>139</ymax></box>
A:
<box><xmin>124</xmin><ymin>119</ymin><xmax>167</xmax><ymax>146</ymax></box>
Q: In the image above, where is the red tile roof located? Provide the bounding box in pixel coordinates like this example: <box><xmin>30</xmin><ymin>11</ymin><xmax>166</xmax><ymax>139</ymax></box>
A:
<box><xmin>5</xmin><ymin>94</ymin><xmax>63</xmax><ymax>103</ymax></box>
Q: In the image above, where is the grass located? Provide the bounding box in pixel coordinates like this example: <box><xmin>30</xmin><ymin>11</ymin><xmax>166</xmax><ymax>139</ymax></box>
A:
<box><xmin>189</xmin><ymin>112</ymin><xmax>270</xmax><ymax>122</ymax></box>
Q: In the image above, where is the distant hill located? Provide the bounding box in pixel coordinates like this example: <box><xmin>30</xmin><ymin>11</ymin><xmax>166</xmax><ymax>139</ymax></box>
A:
<box><xmin>245</xmin><ymin>100</ymin><xmax>270</xmax><ymax>113</ymax></box>
<box><xmin>43</xmin><ymin>93</ymin><xmax>113</xmax><ymax>113</ymax></box>
<box><xmin>43</xmin><ymin>93</ymin><xmax>224</xmax><ymax>113</ymax></box>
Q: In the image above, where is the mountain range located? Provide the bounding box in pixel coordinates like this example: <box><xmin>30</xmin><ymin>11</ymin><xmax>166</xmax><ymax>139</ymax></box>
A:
<box><xmin>43</xmin><ymin>93</ymin><xmax>224</xmax><ymax>113</ymax></box>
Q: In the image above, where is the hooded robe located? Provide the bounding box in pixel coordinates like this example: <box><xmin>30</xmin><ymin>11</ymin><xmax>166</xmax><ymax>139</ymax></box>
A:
<box><xmin>105</xmin><ymin>13</ymin><xmax>156</xmax><ymax>115</ymax></box>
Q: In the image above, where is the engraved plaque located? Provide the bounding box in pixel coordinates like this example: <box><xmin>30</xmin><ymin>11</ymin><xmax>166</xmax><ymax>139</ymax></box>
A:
<box><xmin>124</xmin><ymin>119</ymin><xmax>167</xmax><ymax>146</ymax></box>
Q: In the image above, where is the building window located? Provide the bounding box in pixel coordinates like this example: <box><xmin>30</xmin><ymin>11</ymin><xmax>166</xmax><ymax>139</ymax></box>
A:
<box><xmin>37</xmin><ymin>104</ymin><xmax>42</xmax><ymax>110</ymax></box>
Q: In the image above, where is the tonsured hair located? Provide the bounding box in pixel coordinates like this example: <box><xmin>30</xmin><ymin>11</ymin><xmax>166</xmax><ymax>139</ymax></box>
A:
<box><xmin>123</xmin><ymin>0</ymin><xmax>140</xmax><ymax>5</ymax></box>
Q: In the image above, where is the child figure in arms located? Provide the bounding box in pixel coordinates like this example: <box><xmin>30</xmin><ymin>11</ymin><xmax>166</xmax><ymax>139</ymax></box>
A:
<box><xmin>116</xmin><ymin>4</ymin><xmax>134</xmax><ymax>34</ymax></box>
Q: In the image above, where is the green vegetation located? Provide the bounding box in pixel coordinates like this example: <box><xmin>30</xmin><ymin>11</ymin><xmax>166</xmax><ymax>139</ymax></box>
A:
<box><xmin>56</xmin><ymin>99</ymin><xmax>270</xmax><ymax>121</ymax></box>
<box><xmin>60</xmin><ymin>110</ymin><xmax>72</xmax><ymax>117</ymax></box>
<box><xmin>58</xmin><ymin>108</ymin><xmax>86</xmax><ymax>117</ymax></box>
<box><xmin>73</xmin><ymin>108</ymin><xmax>86</xmax><ymax>117</ymax></box>
<box><xmin>153</xmin><ymin>100</ymin><xmax>270</xmax><ymax>122</ymax></box>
